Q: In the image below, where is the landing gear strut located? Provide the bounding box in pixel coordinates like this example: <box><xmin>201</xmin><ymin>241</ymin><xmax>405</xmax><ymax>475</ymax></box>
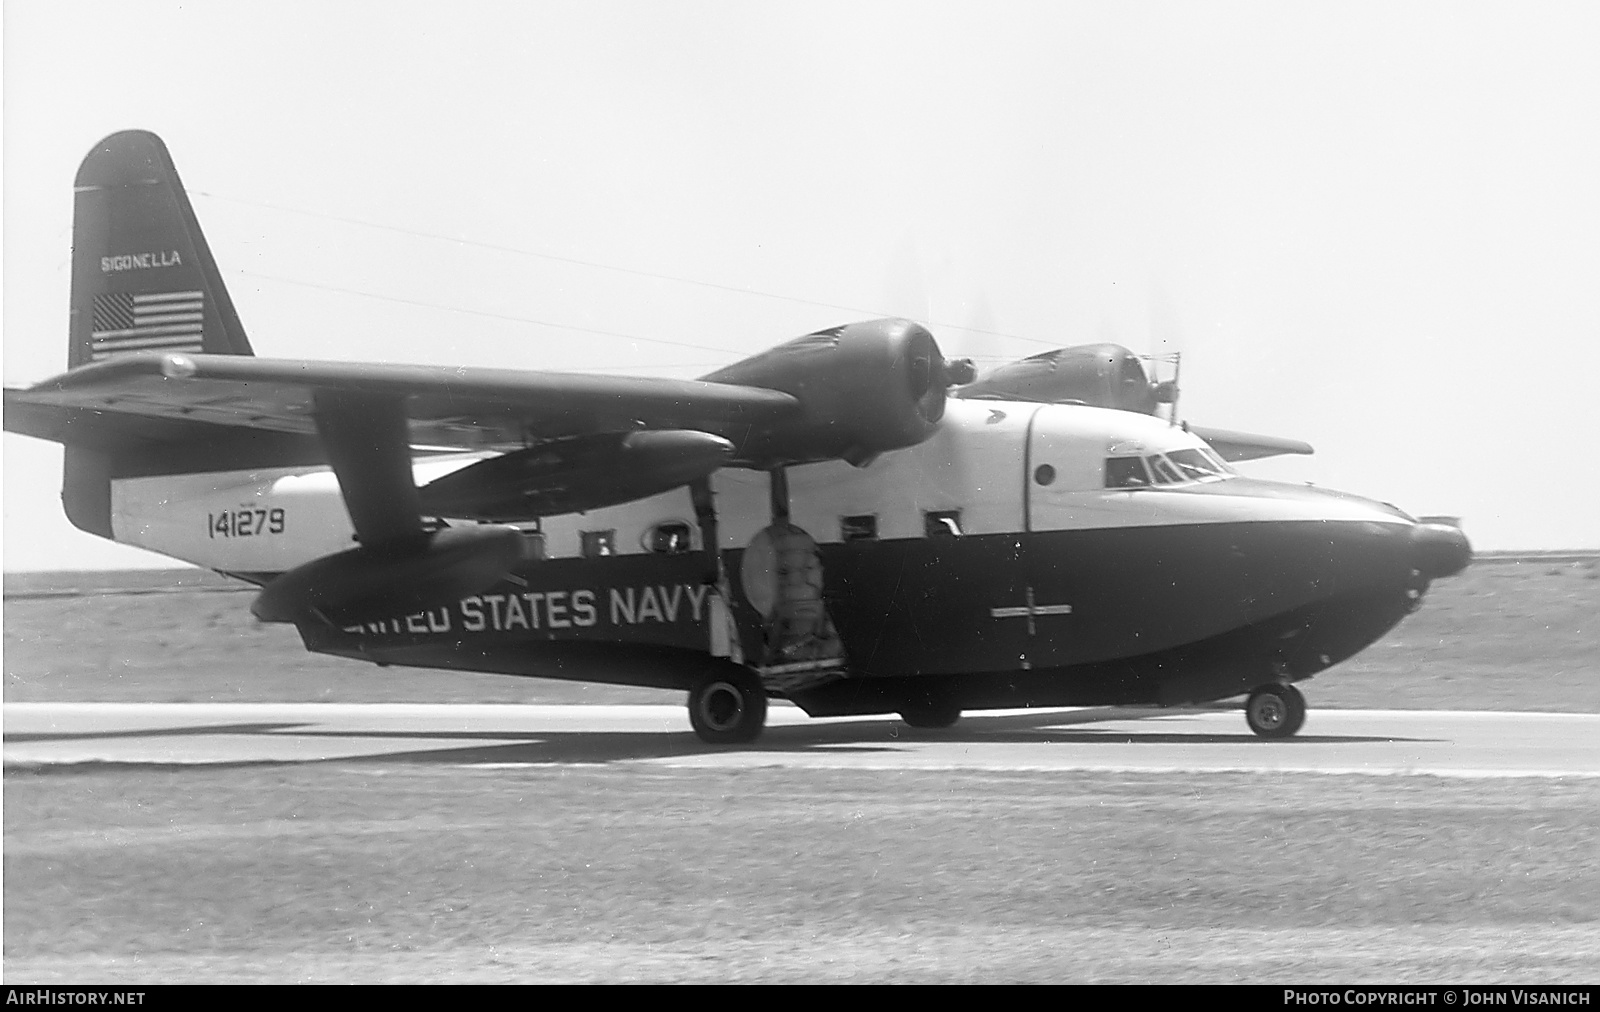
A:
<box><xmin>688</xmin><ymin>665</ymin><xmax>768</xmax><ymax>745</ymax></box>
<box><xmin>1245</xmin><ymin>683</ymin><xmax>1307</xmax><ymax>739</ymax></box>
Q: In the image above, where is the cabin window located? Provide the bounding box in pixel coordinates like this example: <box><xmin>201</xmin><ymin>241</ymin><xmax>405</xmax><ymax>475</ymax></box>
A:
<box><xmin>646</xmin><ymin>521</ymin><xmax>694</xmax><ymax>554</ymax></box>
<box><xmin>1147</xmin><ymin>455</ymin><xmax>1182</xmax><ymax>484</ymax></box>
<box><xmin>841</xmin><ymin>514</ymin><xmax>878</xmax><ymax>542</ymax></box>
<box><xmin>580</xmin><ymin>529</ymin><xmax>616</xmax><ymax>558</ymax></box>
<box><xmin>924</xmin><ymin>510</ymin><xmax>963</xmax><ymax>538</ymax></box>
<box><xmin>1105</xmin><ymin>457</ymin><xmax>1152</xmax><ymax>489</ymax></box>
<box><xmin>1034</xmin><ymin>464</ymin><xmax>1056</xmax><ymax>487</ymax></box>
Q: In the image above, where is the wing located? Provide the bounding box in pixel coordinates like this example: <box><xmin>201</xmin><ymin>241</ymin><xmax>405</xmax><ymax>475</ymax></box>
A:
<box><xmin>1187</xmin><ymin>425</ymin><xmax>1314</xmax><ymax>462</ymax></box>
<box><xmin>8</xmin><ymin>351</ymin><xmax>796</xmax><ymax>444</ymax></box>
<box><xmin>6</xmin><ymin>351</ymin><xmax>799</xmax><ymax>544</ymax></box>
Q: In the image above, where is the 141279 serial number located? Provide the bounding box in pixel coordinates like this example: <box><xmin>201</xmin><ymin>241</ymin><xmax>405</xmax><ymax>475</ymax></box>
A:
<box><xmin>207</xmin><ymin>507</ymin><xmax>286</xmax><ymax>538</ymax></box>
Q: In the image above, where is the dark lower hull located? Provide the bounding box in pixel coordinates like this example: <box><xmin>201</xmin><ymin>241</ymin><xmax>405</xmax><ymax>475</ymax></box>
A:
<box><xmin>294</xmin><ymin>519</ymin><xmax>1428</xmax><ymax>716</ymax></box>
<box><xmin>790</xmin><ymin>584</ymin><xmax>1418</xmax><ymax>716</ymax></box>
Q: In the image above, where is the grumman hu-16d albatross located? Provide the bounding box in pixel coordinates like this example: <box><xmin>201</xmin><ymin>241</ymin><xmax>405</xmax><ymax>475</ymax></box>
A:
<box><xmin>5</xmin><ymin>132</ymin><xmax>1473</xmax><ymax>743</ymax></box>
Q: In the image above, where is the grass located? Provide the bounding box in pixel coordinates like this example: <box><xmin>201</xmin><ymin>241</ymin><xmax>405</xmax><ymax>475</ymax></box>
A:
<box><xmin>1313</xmin><ymin>559</ymin><xmax>1599</xmax><ymax>711</ymax></box>
<box><xmin>5</xmin><ymin>560</ymin><xmax>1598</xmax><ymax>709</ymax></box>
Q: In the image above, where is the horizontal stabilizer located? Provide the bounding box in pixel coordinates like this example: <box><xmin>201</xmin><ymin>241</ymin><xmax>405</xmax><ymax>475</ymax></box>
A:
<box><xmin>1188</xmin><ymin>425</ymin><xmax>1314</xmax><ymax>462</ymax></box>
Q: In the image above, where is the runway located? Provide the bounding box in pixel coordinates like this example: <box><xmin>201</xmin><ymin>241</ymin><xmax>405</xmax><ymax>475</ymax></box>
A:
<box><xmin>6</xmin><ymin>703</ymin><xmax>1598</xmax><ymax>777</ymax></box>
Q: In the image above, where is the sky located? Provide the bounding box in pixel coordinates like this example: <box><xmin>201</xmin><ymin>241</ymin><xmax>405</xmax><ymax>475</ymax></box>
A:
<box><xmin>4</xmin><ymin>1</ymin><xmax>1598</xmax><ymax>570</ymax></box>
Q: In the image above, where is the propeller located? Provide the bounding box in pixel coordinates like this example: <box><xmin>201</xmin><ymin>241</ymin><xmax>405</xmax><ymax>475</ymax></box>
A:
<box><xmin>883</xmin><ymin>240</ymin><xmax>978</xmax><ymax>393</ymax></box>
<box><xmin>1144</xmin><ymin>276</ymin><xmax>1184</xmax><ymax>426</ymax></box>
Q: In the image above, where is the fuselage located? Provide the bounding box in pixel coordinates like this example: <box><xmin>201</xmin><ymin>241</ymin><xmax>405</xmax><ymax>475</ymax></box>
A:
<box><xmin>105</xmin><ymin>398</ymin><xmax>1459</xmax><ymax>715</ymax></box>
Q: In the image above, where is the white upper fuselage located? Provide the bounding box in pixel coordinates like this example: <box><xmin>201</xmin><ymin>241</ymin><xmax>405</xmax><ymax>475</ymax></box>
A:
<box><xmin>106</xmin><ymin>398</ymin><xmax>1412</xmax><ymax>573</ymax></box>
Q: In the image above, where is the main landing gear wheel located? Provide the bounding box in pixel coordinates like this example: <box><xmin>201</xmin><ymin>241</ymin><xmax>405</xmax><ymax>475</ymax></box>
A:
<box><xmin>899</xmin><ymin>699</ymin><xmax>962</xmax><ymax>729</ymax></box>
<box><xmin>688</xmin><ymin>666</ymin><xmax>768</xmax><ymax>745</ymax></box>
<box><xmin>1245</xmin><ymin>683</ymin><xmax>1307</xmax><ymax>739</ymax></box>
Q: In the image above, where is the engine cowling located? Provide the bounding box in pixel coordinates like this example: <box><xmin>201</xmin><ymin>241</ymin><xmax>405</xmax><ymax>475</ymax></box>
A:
<box><xmin>703</xmin><ymin>318</ymin><xmax>956</xmax><ymax>466</ymax></box>
<box><xmin>955</xmin><ymin>343</ymin><xmax>1164</xmax><ymax>413</ymax></box>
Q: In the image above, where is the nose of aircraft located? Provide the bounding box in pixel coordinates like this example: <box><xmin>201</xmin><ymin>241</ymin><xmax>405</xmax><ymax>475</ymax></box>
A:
<box><xmin>1411</xmin><ymin>522</ymin><xmax>1473</xmax><ymax>579</ymax></box>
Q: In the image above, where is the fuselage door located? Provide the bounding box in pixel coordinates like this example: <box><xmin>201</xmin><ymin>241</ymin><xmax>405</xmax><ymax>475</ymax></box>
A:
<box><xmin>1019</xmin><ymin>404</ymin><xmax>1108</xmax><ymax>668</ymax></box>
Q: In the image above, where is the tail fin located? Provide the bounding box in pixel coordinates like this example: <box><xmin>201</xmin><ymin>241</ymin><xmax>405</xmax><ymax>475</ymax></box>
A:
<box><xmin>55</xmin><ymin>131</ymin><xmax>256</xmax><ymax>539</ymax></box>
<box><xmin>69</xmin><ymin>130</ymin><xmax>253</xmax><ymax>367</ymax></box>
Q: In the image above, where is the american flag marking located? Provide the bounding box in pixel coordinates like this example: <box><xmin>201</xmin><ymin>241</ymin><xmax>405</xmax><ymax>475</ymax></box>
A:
<box><xmin>90</xmin><ymin>291</ymin><xmax>205</xmax><ymax>359</ymax></box>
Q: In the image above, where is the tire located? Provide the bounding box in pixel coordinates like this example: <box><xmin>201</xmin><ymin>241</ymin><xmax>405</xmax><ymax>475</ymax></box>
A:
<box><xmin>899</xmin><ymin>698</ymin><xmax>962</xmax><ymax>729</ymax></box>
<box><xmin>1245</xmin><ymin>683</ymin><xmax>1307</xmax><ymax>739</ymax></box>
<box><xmin>688</xmin><ymin>666</ymin><xmax>768</xmax><ymax>745</ymax></box>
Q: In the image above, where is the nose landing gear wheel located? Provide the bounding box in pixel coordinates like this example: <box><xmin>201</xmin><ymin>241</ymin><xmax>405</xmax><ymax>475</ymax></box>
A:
<box><xmin>1245</xmin><ymin>683</ymin><xmax>1307</xmax><ymax>739</ymax></box>
<box><xmin>688</xmin><ymin>666</ymin><xmax>768</xmax><ymax>745</ymax></box>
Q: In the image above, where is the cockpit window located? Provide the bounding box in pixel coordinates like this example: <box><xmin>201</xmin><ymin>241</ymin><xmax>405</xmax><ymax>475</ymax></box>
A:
<box><xmin>1105</xmin><ymin>457</ymin><xmax>1152</xmax><ymax>488</ymax></box>
<box><xmin>1167</xmin><ymin>448</ymin><xmax>1229</xmax><ymax>481</ymax></box>
<box><xmin>1146</xmin><ymin>455</ymin><xmax>1182</xmax><ymax>484</ymax></box>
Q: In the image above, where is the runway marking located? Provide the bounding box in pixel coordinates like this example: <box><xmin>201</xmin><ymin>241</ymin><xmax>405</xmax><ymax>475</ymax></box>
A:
<box><xmin>6</xmin><ymin>704</ymin><xmax>1598</xmax><ymax>778</ymax></box>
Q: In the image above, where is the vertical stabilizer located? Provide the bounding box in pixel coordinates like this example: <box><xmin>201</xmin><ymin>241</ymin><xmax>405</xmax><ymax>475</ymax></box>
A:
<box><xmin>69</xmin><ymin>130</ymin><xmax>253</xmax><ymax>367</ymax></box>
<box><xmin>61</xmin><ymin>130</ymin><xmax>255</xmax><ymax>538</ymax></box>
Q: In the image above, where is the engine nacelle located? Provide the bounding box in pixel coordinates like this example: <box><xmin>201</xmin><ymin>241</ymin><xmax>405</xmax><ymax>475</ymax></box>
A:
<box><xmin>956</xmin><ymin>343</ymin><xmax>1161</xmax><ymax>414</ymax></box>
<box><xmin>418</xmin><ymin>429</ymin><xmax>734</xmax><ymax>521</ymax></box>
<box><xmin>252</xmin><ymin>525</ymin><xmax>532</xmax><ymax>626</ymax></box>
<box><xmin>704</xmin><ymin>318</ymin><xmax>952</xmax><ymax>466</ymax></box>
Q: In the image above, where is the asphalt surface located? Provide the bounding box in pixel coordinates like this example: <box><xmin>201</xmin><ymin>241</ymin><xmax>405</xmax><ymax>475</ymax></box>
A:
<box><xmin>6</xmin><ymin>703</ymin><xmax>1597</xmax><ymax>777</ymax></box>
